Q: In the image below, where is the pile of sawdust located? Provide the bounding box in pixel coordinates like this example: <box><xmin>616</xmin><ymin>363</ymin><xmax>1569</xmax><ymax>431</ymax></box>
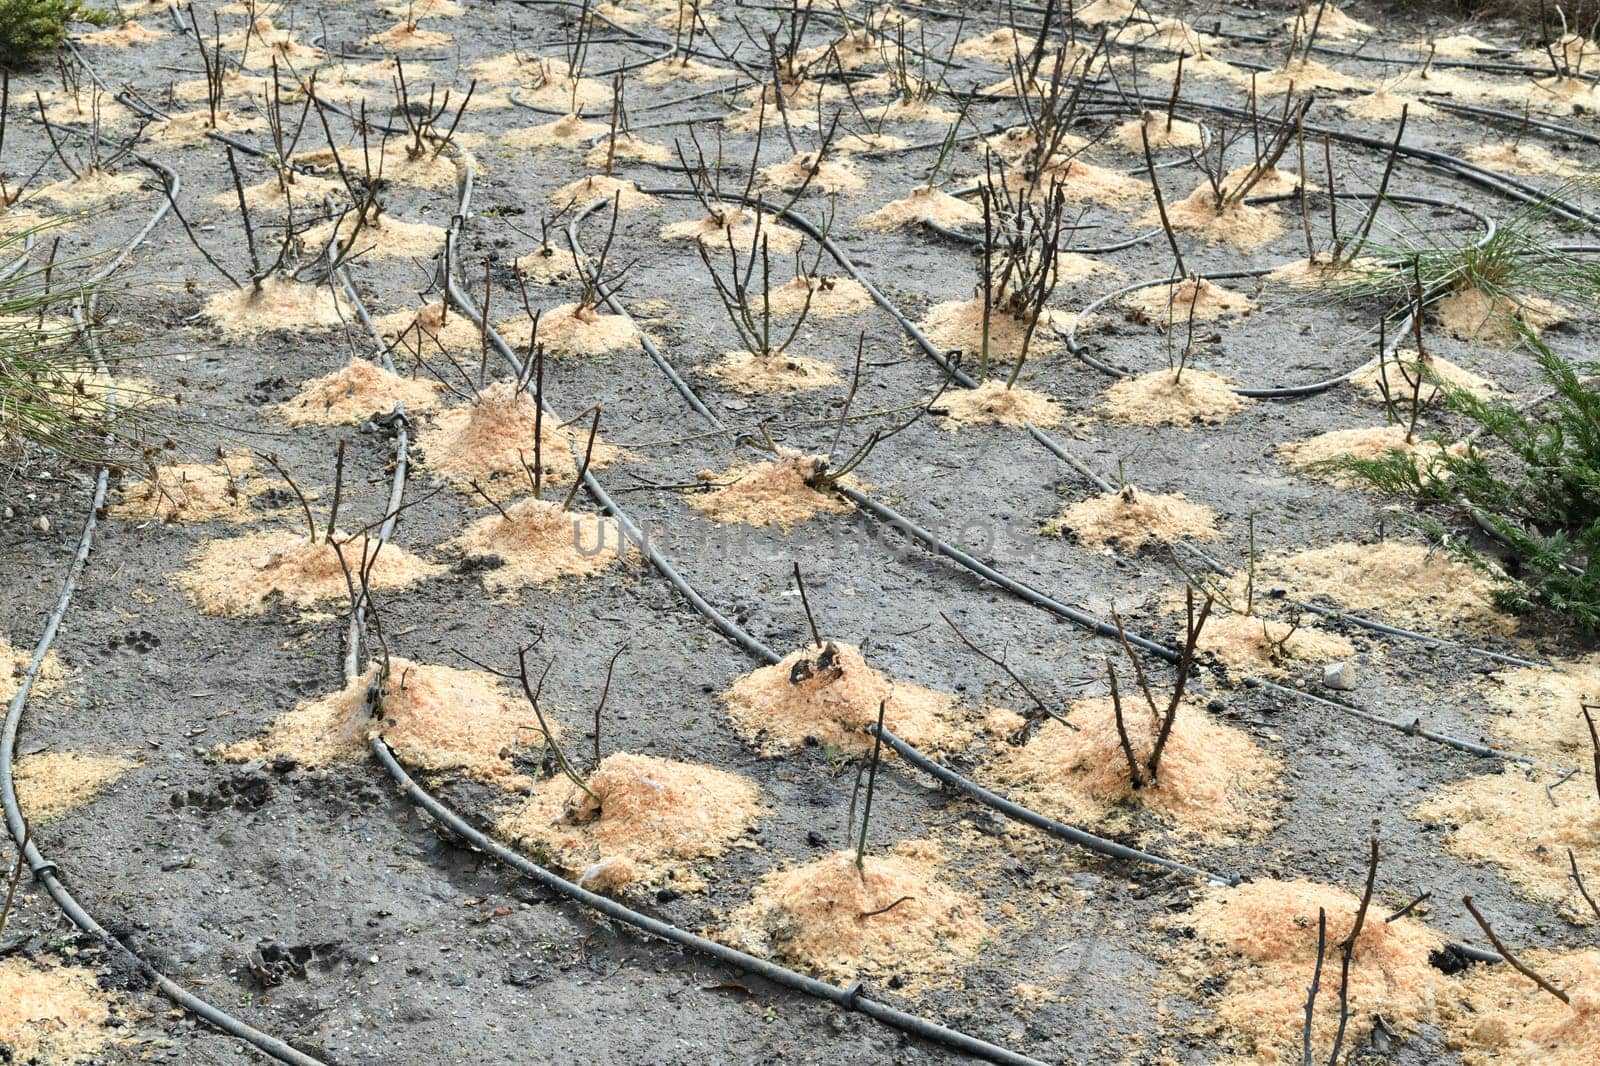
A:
<box><xmin>1443</xmin><ymin>947</ymin><xmax>1600</xmax><ymax>1065</ymax></box>
<box><xmin>832</xmin><ymin>130</ymin><xmax>910</xmax><ymax>154</ymax></box>
<box><xmin>953</xmin><ymin>27</ymin><xmax>1027</xmax><ymax>63</ymax></box>
<box><xmin>203</xmin><ymin>277</ymin><xmax>351</xmax><ymax>336</ymax></box>
<box><xmin>496</xmin><ymin>752</ymin><xmax>761</xmax><ymax>893</ymax></box>
<box><xmin>219</xmin><ymin>17</ymin><xmax>320</xmax><ymax>63</ymax></box>
<box><xmin>146</xmin><ymin>109</ymin><xmax>256</xmax><ymax>146</ymax></box>
<box><xmin>722</xmin><ymin>642</ymin><xmax>966</xmax><ymax>755</ymax></box>
<box><xmin>385</xmin><ymin>0</ymin><xmax>464</xmax><ymax>15</ymax></box>
<box><xmin>1046</xmin><ymin>158</ymin><xmax>1149</xmax><ymax>205</ymax></box>
<box><xmin>0</xmin><ymin>959</ymin><xmax>117</xmax><ymax>1064</ymax></box>
<box><xmin>179</xmin><ymin>529</ymin><xmax>442</xmax><ymax>617</ymax></box>
<box><xmin>687</xmin><ymin>452</ymin><xmax>852</xmax><ymax>530</ymax></box>
<box><xmin>365</xmin><ymin>21</ymin><xmax>453</xmax><ymax>49</ymax></box>
<box><xmin>277</xmin><ymin>359</ymin><xmax>444</xmax><ymax>426</ymax></box>
<box><xmin>1043</xmin><ymin>486</ymin><xmax>1219</xmax><ymax>550</ymax></box>
<box><xmin>304</xmin><ymin>213</ymin><xmax>445</xmax><ymax>262</ymax></box>
<box><xmin>1485</xmin><ymin>656</ymin><xmax>1600</xmax><ymax>762</ymax></box>
<box><xmin>1114</xmin><ymin>115</ymin><xmax>1203</xmax><ymax>153</ymax></box>
<box><xmin>875</xmin><ymin>97</ymin><xmax>960</xmax><ymax>126</ymax></box>
<box><xmin>1142</xmin><ymin>187</ymin><xmax>1284</xmax><ymax>248</ymax></box>
<box><xmin>221</xmin><ymin>659</ymin><xmax>549</xmax><ymax>791</ymax></box>
<box><xmin>78</xmin><ymin>19</ymin><xmax>166</xmax><ymax>46</ymax></box>
<box><xmin>1342</xmin><ymin>88</ymin><xmax>1435</xmax><ymax>121</ymax></box>
<box><xmin>1265</xmin><ymin>253</ymin><xmax>1383</xmax><ymax>290</ymax></box>
<box><xmin>1098</xmin><ymin>369</ymin><xmax>1248</xmax><ymax>427</ymax></box>
<box><xmin>706</xmin><ymin>349</ymin><xmax>841</xmax><ymax>394</ymax></box>
<box><xmin>1</xmin><ymin>638</ymin><xmax>63</xmax><ymax>704</ymax></box>
<box><xmin>917</xmin><ymin>298</ymin><xmax>1065</xmax><ymax>362</ymax></box>
<box><xmin>550</xmin><ymin>175</ymin><xmax>657</xmax><ymax>212</ymax></box>
<box><xmin>209</xmin><ymin>172</ymin><xmax>343</xmax><ymax>211</ymax></box>
<box><xmin>1286</xmin><ymin>5</ymin><xmax>1371</xmax><ymax>38</ymax></box>
<box><xmin>503</xmin><ymin>115</ymin><xmax>609</xmax><ymax>148</ymax></box>
<box><xmin>1244</xmin><ymin>57</ymin><xmax>1370</xmax><ymax>94</ymax></box>
<box><xmin>762</xmin><ymin>154</ymin><xmax>865</xmax><ymax>194</ymax></box>
<box><xmin>1223</xmin><ymin>164</ymin><xmax>1308</xmax><ymax>197</ymax></box>
<box><xmin>1194</xmin><ymin>611</ymin><xmax>1355</xmax><ymax>679</ymax></box>
<box><xmin>726</xmin><ymin>841</ymin><xmax>991</xmax><ymax>985</ymax></box>
<box><xmin>856</xmin><ymin>186</ymin><xmax>982</xmax><ymax>231</ymax></box>
<box><xmin>33</xmin><ymin>170</ymin><xmax>145</xmax><ymax>209</ymax></box>
<box><xmin>108</xmin><ymin>450</ymin><xmax>268</xmax><ymax>523</ymax></box>
<box><xmin>516</xmin><ymin>243</ymin><xmax>582</xmax><ymax>285</ymax></box>
<box><xmin>765</xmin><ymin>275</ymin><xmax>874</xmax><ymax>319</ymax></box>
<box><xmin>1490</xmin><ymin>76</ymin><xmax>1600</xmax><ymax>117</ymax></box>
<box><xmin>637</xmin><ymin>56</ymin><xmax>733</xmax><ymax>83</ymax></box>
<box><xmin>939</xmin><ymin>380</ymin><xmax>1063</xmax><ymax>429</ymax></box>
<box><xmin>1075</xmin><ymin>0</ymin><xmax>1136</xmax><ymax>25</ymax></box>
<box><xmin>1242</xmin><ymin>541</ymin><xmax>1510</xmax><ymax>632</ymax></box>
<box><xmin>510</xmin><ymin>302</ymin><xmax>639</xmax><ymax>358</ymax></box>
<box><xmin>1182</xmin><ymin>878</ymin><xmax>1443</xmax><ymax>1060</ymax></box>
<box><xmin>1278</xmin><ymin>424</ymin><xmax>1465</xmax><ymax>487</ymax></box>
<box><xmin>14</xmin><ymin>751</ymin><xmax>132</xmax><ymax>822</ymax></box>
<box><xmin>586</xmin><ymin>133</ymin><xmax>671</xmax><ymax>167</ymax></box>
<box><xmin>172</xmin><ymin>68</ymin><xmax>265</xmax><ymax>103</ymax></box>
<box><xmin>1417</xmin><ymin>770</ymin><xmax>1600</xmax><ymax>909</ymax></box>
<box><xmin>1052</xmin><ymin>251</ymin><xmax>1116</xmax><ymax>283</ymax></box>
<box><xmin>296</xmin><ymin>143</ymin><xmax>464</xmax><ymax>192</ymax></box>
<box><xmin>986</xmin><ymin>696</ymin><xmax>1279</xmax><ymax>840</ymax></box>
<box><xmin>378</xmin><ymin>300</ymin><xmax>484</xmax><ymax>356</ymax></box>
<box><xmin>1465</xmin><ymin>142</ymin><xmax>1585</xmax><ymax>178</ymax></box>
<box><xmin>1435</xmin><ymin>286</ymin><xmax>1565</xmax><ymax>347</ymax></box>
<box><xmin>1123</xmin><ymin>277</ymin><xmax>1257</xmax><ymax>323</ymax></box>
<box><xmin>450</xmin><ymin>497</ymin><xmax>624</xmax><ymax>591</ymax></box>
<box><xmin>659</xmin><ymin>206</ymin><xmax>802</xmax><ymax>254</ymax></box>
<box><xmin>416</xmin><ymin>380</ymin><xmax>620</xmax><ymax>492</ymax></box>
<box><xmin>983</xmin><ymin>125</ymin><xmax>1089</xmax><ymax>169</ymax></box>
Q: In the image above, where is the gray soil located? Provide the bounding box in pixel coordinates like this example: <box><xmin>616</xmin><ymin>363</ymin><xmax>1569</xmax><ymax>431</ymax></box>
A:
<box><xmin>2</xmin><ymin>0</ymin><xmax>1598</xmax><ymax>1063</ymax></box>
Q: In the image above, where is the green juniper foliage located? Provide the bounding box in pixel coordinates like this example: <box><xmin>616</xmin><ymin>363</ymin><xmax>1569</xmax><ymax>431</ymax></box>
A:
<box><xmin>1332</xmin><ymin>334</ymin><xmax>1600</xmax><ymax>630</ymax></box>
<box><xmin>0</xmin><ymin>0</ymin><xmax>112</xmax><ymax>72</ymax></box>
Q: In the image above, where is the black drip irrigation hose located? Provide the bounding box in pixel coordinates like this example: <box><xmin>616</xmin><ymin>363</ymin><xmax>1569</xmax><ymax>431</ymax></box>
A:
<box><xmin>558</xmin><ymin>185</ymin><xmax>1539</xmax><ymax>765</ymax></box>
<box><xmin>1427</xmin><ymin>98</ymin><xmax>1600</xmax><ymax>146</ymax></box>
<box><xmin>0</xmin><ymin>159</ymin><xmax>333</xmax><ymax>1066</ymax></box>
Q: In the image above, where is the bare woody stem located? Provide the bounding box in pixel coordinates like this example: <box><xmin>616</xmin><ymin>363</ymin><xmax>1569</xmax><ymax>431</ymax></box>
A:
<box><xmin>1462</xmin><ymin>895</ymin><xmax>1570</xmax><ymax>1005</ymax></box>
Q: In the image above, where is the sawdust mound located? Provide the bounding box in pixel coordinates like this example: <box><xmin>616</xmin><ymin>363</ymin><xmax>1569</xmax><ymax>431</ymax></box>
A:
<box><xmin>1143</xmin><ymin>187</ymin><xmax>1284</xmax><ymax>249</ymax></box>
<box><xmin>1341</xmin><ymin>88</ymin><xmax>1435</xmax><ymax>121</ymax></box>
<box><xmin>722</xmin><ymin>642</ymin><xmax>967</xmax><ymax>756</ymax></box>
<box><xmin>365</xmin><ymin>21</ymin><xmax>453</xmax><ymax>49</ymax></box>
<box><xmin>179</xmin><ymin>530</ymin><xmax>443</xmax><ymax>617</ymax></box>
<box><xmin>108</xmin><ymin>450</ymin><xmax>268</xmax><ymax>523</ymax></box>
<box><xmin>1444</xmin><ymin>947</ymin><xmax>1600</xmax><ymax>1065</ymax></box>
<box><xmin>78</xmin><ymin>19</ymin><xmax>166</xmax><ymax>46</ymax></box>
<box><xmin>659</xmin><ymin>207</ymin><xmax>803</xmax><ymax>254</ymax></box>
<box><xmin>954</xmin><ymin>27</ymin><xmax>1028</xmax><ymax>63</ymax></box>
<box><xmin>296</xmin><ymin>143</ymin><xmax>464</xmax><ymax>192</ymax></box>
<box><xmin>0</xmin><ymin>958</ymin><xmax>117</xmax><ymax>1064</ymax></box>
<box><xmin>706</xmin><ymin>350</ymin><xmax>841</xmax><ymax>394</ymax></box>
<box><xmin>209</xmin><ymin>173</ymin><xmax>343</xmax><ymax>211</ymax></box>
<box><xmin>1246</xmin><ymin>541</ymin><xmax>1510</xmax><ymax>633</ymax></box>
<box><xmin>1465</xmin><ymin>142</ymin><xmax>1585</xmax><ymax>178</ymax></box>
<box><xmin>1046</xmin><ymin>158</ymin><xmax>1149</xmax><ymax>205</ymax></box>
<box><xmin>765</xmin><ymin>276</ymin><xmax>874</xmax><ymax>319</ymax></box>
<box><xmin>984</xmin><ymin>125</ymin><xmax>1089</xmax><ymax>170</ymax></box>
<box><xmin>726</xmin><ymin>842</ymin><xmax>991</xmax><ymax>984</ymax></box>
<box><xmin>416</xmin><ymin>381</ymin><xmax>619</xmax><ymax>492</ymax></box>
<box><xmin>856</xmin><ymin>186</ymin><xmax>982</xmax><ymax>231</ymax></box>
<box><xmin>550</xmin><ymin>175</ymin><xmax>657</xmax><ymax>212</ymax></box>
<box><xmin>450</xmin><ymin>497</ymin><xmax>624</xmax><ymax>591</ymax></box>
<box><xmin>378</xmin><ymin>301</ymin><xmax>484</xmax><ymax>356</ymax></box>
<box><xmin>33</xmin><ymin>170</ymin><xmax>145</xmax><ymax>209</ymax></box>
<box><xmin>305</xmin><ymin>214</ymin><xmax>445</xmax><ymax>262</ymax></box>
<box><xmin>1278</xmin><ymin>425</ymin><xmax>1465</xmax><ymax>487</ymax></box>
<box><xmin>503</xmin><ymin>115</ymin><xmax>609</xmax><ymax>148</ymax></box>
<box><xmin>1</xmin><ymin>638</ymin><xmax>63</xmax><ymax>703</ymax></box>
<box><xmin>1098</xmin><ymin>370</ymin><xmax>1248</xmax><ymax>427</ymax></box>
<box><xmin>1196</xmin><ymin>611</ymin><xmax>1355</xmax><ymax>679</ymax></box>
<box><xmin>496</xmin><ymin>752</ymin><xmax>761</xmax><ymax>893</ymax></box>
<box><xmin>762</xmin><ymin>154</ymin><xmax>865</xmax><ymax>194</ymax></box>
<box><xmin>1349</xmin><ymin>350</ymin><xmax>1497</xmax><ymax>405</ymax></box>
<box><xmin>203</xmin><ymin>277</ymin><xmax>351</xmax><ymax>337</ymax></box>
<box><xmin>146</xmin><ymin>109</ymin><xmax>256</xmax><ymax>146</ymax></box>
<box><xmin>917</xmin><ymin>298</ymin><xmax>1064</xmax><ymax>361</ymax></box>
<box><xmin>516</xmin><ymin>243</ymin><xmax>582</xmax><ymax>285</ymax></box>
<box><xmin>1076</xmin><ymin>0</ymin><xmax>1136</xmax><ymax>25</ymax></box>
<box><xmin>1184</xmin><ymin>878</ymin><xmax>1443</xmax><ymax>1060</ymax></box>
<box><xmin>14</xmin><ymin>752</ymin><xmax>132</xmax><ymax>822</ymax></box>
<box><xmin>637</xmin><ymin>57</ymin><xmax>733</xmax><ymax>83</ymax></box>
<box><xmin>1265</xmin><ymin>253</ymin><xmax>1383</xmax><ymax>291</ymax></box>
<box><xmin>1123</xmin><ymin>277</ymin><xmax>1257</xmax><ymax>323</ymax></box>
<box><xmin>940</xmin><ymin>380</ymin><xmax>1063</xmax><ymax>429</ymax></box>
<box><xmin>1416</xmin><ymin>771</ymin><xmax>1600</xmax><ymax>909</ymax></box>
<box><xmin>278</xmin><ymin>359</ymin><xmax>444</xmax><ymax>426</ymax></box>
<box><xmin>1435</xmin><ymin>286</ymin><xmax>1565</xmax><ymax>347</ymax></box>
<box><xmin>1043</xmin><ymin>486</ymin><xmax>1219</xmax><ymax>549</ymax></box>
<box><xmin>586</xmin><ymin>133</ymin><xmax>671</xmax><ymax>167</ymax></box>
<box><xmin>686</xmin><ymin>452</ymin><xmax>853</xmax><ymax>530</ymax></box>
<box><xmin>520</xmin><ymin>303</ymin><xmax>639</xmax><ymax>358</ymax></box>
<box><xmin>221</xmin><ymin>659</ymin><xmax>548</xmax><ymax>790</ymax></box>
<box><xmin>1114</xmin><ymin>115</ymin><xmax>1203</xmax><ymax>153</ymax></box>
<box><xmin>987</xmin><ymin>696</ymin><xmax>1279</xmax><ymax>840</ymax></box>
<box><xmin>1246</xmin><ymin>57</ymin><xmax>1369</xmax><ymax>94</ymax></box>
<box><xmin>1485</xmin><ymin>656</ymin><xmax>1600</xmax><ymax>761</ymax></box>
